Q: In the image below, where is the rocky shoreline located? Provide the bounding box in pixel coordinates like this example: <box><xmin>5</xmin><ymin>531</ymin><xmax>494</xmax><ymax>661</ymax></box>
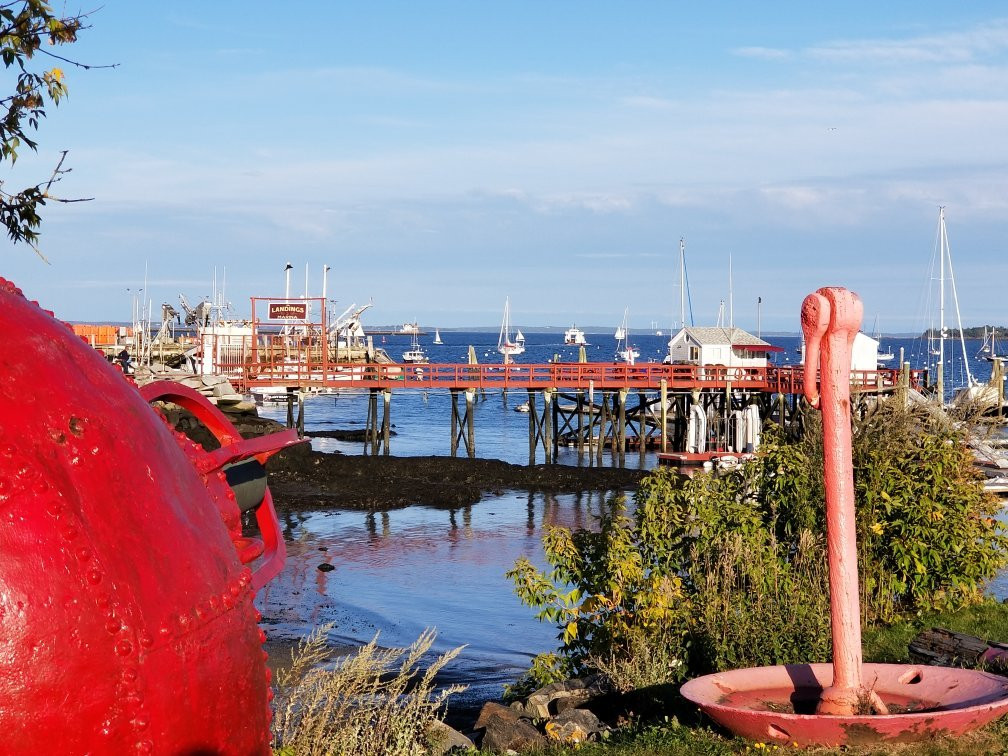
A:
<box><xmin>162</xmin><ymin>404</ymin><xmax>648</xmax><ymax>512</ymax></box>
<box><xmin>266</xmin><ymin>445</ymin><xmax>648</xmax><ymax>512</ymax></box>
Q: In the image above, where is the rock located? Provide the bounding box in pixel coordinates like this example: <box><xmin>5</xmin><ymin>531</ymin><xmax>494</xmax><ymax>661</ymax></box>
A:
<box><xmin>474</xmin><ymin>702</ymin><xmax>544</xmax><ymax>753</ymax></box>
<box><xmin>424</xmin><ymin>719</ymin><xmax>474</xmax><ymax>755</ymax></box>
<box><xmin>212</xmin><ymin>381</ymin><xmax>238</xmax><ymax>397</ymax></box>
<box><xmin>545</xmin><ymin>708</ymin><xmax>605</xmax><ymax>744</ymax></box>
<box><xmin>523</xmin><ymin>675</ymin><xmax>606</xmax><ymax>719</ymax></box>
<box><xmin>481</xmin><ymin>718</ymin><xmax>544</xmax><ymax>754</ymax></box>
<box><xmin>474</xmin><ymin>702</ymin><xmax>520</xmax><ymax>730</ymax></box>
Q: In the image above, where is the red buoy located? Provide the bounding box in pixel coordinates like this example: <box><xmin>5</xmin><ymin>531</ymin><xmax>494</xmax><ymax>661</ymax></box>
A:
<box><xmin>0</xmin><ymin>278</ymin><xmax>300</xmax><ymax>754</ymax></box>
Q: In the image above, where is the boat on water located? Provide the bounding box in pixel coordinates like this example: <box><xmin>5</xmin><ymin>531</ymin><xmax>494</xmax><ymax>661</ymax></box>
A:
<box><xmin>873</xmin><ymin>316</ymin><xmax>894</xmax><ymax>363</ymax></box>
<box><xmin>613</xmin><ymin>307</ymin><xmax>639</xmax><ymax>364</ymax></box>
<box><xmin>919</xmin><ymin>206</ymin><xmax>997</xmax><ymax>408</ymax></box>
<box><xmin>498</xmin><ymin>297</ymin><xmax>525</xmax><ymax>362</ymax></box>
<box><xmin>977</xmin><ymin>326</ymin><xmax>1000</xmax><ymax>362</ymax></box>
<box><xmin>397</xmin><ymin>321</ymin><xmax>420</xmax><ymax>335</ymax></box>
<box><xmin>564</xmin><ymin>325</ymin><xmax>587</xmax><ymax>346</ymax></box>
<box><xmin>402</xmin><ymin>331</ymin><xmax>429</xmax><ymax>364</ymax></box>
<box><xmin>433</xmin><ymin>328</ymin><xmax>443</xmax><ymax>345</ymax></box>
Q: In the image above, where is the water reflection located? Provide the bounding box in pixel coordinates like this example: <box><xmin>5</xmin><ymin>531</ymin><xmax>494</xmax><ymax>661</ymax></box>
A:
<box><xmin>256</xmin><ymin>490</ymin><xmax>625</xmax><ymax>703</ymax></box>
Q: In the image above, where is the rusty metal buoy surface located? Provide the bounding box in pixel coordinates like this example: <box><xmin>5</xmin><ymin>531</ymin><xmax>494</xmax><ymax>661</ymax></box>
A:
<box><xmin>0</xmin><ymin>278</ymin><xmax>300</xmax><ymax>753</ymax></box>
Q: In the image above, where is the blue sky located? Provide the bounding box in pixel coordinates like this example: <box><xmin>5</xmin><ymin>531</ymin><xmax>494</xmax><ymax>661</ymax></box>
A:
<box><xmin>3</xmin><ymin>2</ymin><xmax>1008</xmax><ymax>332</ymax></box>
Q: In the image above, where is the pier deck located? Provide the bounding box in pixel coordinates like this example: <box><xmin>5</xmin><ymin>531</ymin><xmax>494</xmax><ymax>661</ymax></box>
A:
<box><xmin>235</xmin><ymin>361</ymin><xmax>922</xmax><ymax>395</ymax></box>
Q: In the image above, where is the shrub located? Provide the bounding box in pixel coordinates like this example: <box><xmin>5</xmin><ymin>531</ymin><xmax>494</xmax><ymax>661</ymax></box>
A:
<box><xmin>853</xmin><ymin>401</ymin><xmax>1008</xmax><ymax>614</ymax></box>
<box><xmin>508</xmin><ymin>398</ymin><xmax>1008</xmax><ymax>688</ymax></box>
<box><xmin>271</xmin><ymin>626</ymin><xmax>464</xmax><ymax>756</ymax></box>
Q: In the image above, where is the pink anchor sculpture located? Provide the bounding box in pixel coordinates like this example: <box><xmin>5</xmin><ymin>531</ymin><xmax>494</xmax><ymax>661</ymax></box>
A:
<box><xmin>801</xmin><ymin>287</ymin><xmax>887</xmax><ymax>716</ymax></box>
<box><xmin>681</xmin><ymin>286</ymin><xmax>1008</xmax><ymax>746</ymax></box>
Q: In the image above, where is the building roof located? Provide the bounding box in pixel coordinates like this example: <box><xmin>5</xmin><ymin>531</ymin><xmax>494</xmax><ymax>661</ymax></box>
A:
<box><xmin>678</xmin><ymin>326</ymin><xmax>771</xmax><ymax>347</ymax></box>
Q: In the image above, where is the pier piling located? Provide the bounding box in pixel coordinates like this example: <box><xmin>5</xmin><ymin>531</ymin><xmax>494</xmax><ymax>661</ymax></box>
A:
<box><xmin>382</xmin><ymin>389</ymin><xmax>391</xmax><ymax>456</ymax></box>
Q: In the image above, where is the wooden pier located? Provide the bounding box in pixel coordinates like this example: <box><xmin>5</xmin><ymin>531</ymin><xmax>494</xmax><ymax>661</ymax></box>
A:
<box><xmin>228</xmin><ymin>360</ymin><xmax>924</xmax><ymax>466</ymax></box>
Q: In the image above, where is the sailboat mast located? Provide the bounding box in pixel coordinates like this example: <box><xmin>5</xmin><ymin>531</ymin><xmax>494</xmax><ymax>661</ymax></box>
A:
<box><xmin>679</xmin><ymin>238</ymin><xmax>686</xmax><ymax>328</ymax></box>
<box><xmin>938</xmin><ymin>207</ymin><xmax>946</xmax><ymax>398</ymax></box>
<box><xmin>729</xmin><ymin>253</ymin><xmax>734</xmax><ymax>329</ymax></box>
<box><xmin>944</xmin><ymin>210</ymin><xmax>974</xmax><ymax>387</ymax></box>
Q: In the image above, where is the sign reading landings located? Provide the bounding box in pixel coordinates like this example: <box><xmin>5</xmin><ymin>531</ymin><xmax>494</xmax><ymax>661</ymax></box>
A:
<box><xmin>268</xmin><ymin>302</ymin><xmax>307</xmax><ymax>319</ymax></box>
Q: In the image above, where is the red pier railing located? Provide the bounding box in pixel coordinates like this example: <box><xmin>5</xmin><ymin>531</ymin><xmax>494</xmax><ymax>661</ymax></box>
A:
<box><xmin>233</xmin><ymin>361</ymin><xmax>923</xmax><ymax>395</ymax></box>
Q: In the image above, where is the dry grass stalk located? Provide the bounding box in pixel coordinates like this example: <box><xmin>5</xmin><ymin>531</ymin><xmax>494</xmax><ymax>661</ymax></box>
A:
<box><xmin>271</xmin><ymin>625</ymin><xmax>466</xmax><ymax>756</ymax></box>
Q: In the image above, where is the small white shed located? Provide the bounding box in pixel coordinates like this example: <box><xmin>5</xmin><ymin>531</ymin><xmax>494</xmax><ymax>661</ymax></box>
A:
<box><xmin>666</xmin><ymin>326</ymin><xmax>777</xmax><ymax>368</ymax></box>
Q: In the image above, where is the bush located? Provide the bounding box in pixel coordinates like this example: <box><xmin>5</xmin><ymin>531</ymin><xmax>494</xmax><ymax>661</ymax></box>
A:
<box><xmin>853</xmin><ymin>402</ymin><xmax>1008</xmax><ymax>614</ymax></box>
<box><xmin>271</xmin><ymin>626</ymin><xmax>464</xmax><ymax>756</ymax></box>
<box><xmin>508</xmin><ymin>398</ymin><xmax>1008</xmax><ymax>688</ymax></box>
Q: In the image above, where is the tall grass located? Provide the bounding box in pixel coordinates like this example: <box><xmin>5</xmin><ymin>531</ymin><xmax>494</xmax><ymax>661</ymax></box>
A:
<box><xmin>688</xmin><ymin>529</ymin><xmax>832</xmax><ymax>673</ymax></box>
<box><xmin>271</xmin><ymin>626</ymin><xmax>465</xmax><ymax>756</ymax></box>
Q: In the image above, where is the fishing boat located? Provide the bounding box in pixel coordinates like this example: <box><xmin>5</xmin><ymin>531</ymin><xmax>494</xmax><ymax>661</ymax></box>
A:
<box><xmin>402</xmin><ymin>331</ymin><xmax>428</xmax><ymax>364</ymax></box>
<box><xmin>564</xmin><ymin>325</ymin><xmax>587</xmax><ymax>345</ymax></box>
<box><xmin>613</xmin><ymin>307</ymin><xmax>639</xmax><ymax>364</ymax></box>
<box><xmin>497</xmin><ymin>297</ymin><xmax>525</xmax><ymax>362</ymax></box>
<box><xmin>433</xmin><ymin>328</ymin><xmax>443</xmax><ymax>345</ymax></box>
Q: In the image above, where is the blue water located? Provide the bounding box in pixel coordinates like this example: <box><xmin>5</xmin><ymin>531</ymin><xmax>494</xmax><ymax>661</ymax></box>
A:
<box><xmin>256</xmin><ymin>489</ymin><xmax>621</xmax><ymax>706</ymax></box>
<box><xmin>258</xmin><ymin>330</ymin><xmax>1003</xmax><ymax>466</ymax></box>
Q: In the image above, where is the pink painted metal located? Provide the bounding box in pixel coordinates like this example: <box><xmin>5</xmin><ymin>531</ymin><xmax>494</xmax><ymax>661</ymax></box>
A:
<box><xmin>679</xmin><ymin>286</ymin><xmax>1008</xmax><ymax>744</ymax></box>
<box><xmin>801</xmin><ymin>288</ymin><xmax>871</xmax><ymax>715</ymax></box>
<box><xmin>680</xmin><ymin>663</ymin><xmax>1008</xmax><ymax>747</ymax></box>
<box><xmin>0</xmin><ymin>278</ymin><xmax>301</xmax><ymax>753</ymax></box>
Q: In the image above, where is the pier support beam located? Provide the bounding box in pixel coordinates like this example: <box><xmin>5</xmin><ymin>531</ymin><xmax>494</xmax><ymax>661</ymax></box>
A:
<box><xmin>597</xmin><ymin>391</ymin><xmax>609</xmax><ymax>466</ymax></box>
<box><xmin>382</xmin><ymin>389</ymin><xmax>391</xmax><ymax>456</ymax></box>
<box><xmin>544</xmin><ymin>389</ymin><xmax>554</xmax><ymax>464</ymax></box>
<box><xmin>525</xmin><ymin>389</ymin><xmax>554</xmax><ymax>464</ymax></box>
<box><xmin>527</xmin><ymin>389</ymin><xmax>537</xmax><ymax>465</ymax></box>
<box><xmin>450</xmin><ymin>389</ymin><xmax>476</xmax><ymax>458</ymax></box>
<box><xmin>466</xmin><ymin>388</ymin><xmax>476</xmax><ymax>459</ymax></box>
<box><xmin>612</xmin><ymin>391</ymin><xmax>620</xmax><ymax>467</ymax></box>
<box><xmin>451</xmin><ymin>390</ymin><xmax>459</xmax><ymax>457</ymax></box>
<box><xmin>576</xmin><ymin>390</ymin><xmax>585</xmax><ymax>460</ymax></box>
<box><xmin>638</xmin><ymin>391</ymin><xmax>647</xmax><ymax>466</ymax></box>
<box><xmin>366</xmin><ymin>388</ymin><xmax>379</xmax><ymax>455</ymax></box>
<box><xmin>660</xmin><ymin>379</ymin><xmax>668</xmax><ymax>453</ymax></box>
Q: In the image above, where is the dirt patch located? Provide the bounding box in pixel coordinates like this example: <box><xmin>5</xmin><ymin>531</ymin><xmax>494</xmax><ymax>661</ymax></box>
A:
<box><xmin>266</xmin><ymin>445</ymin><xmax>648</xmax><ymax>511</ymax></box>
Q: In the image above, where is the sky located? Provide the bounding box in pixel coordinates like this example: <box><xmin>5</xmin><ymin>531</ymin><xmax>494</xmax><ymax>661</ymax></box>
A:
<box><xmin>3</xmin><ymin>1</ymin><xmax>1008</xmax><ymax>333</ymax></box>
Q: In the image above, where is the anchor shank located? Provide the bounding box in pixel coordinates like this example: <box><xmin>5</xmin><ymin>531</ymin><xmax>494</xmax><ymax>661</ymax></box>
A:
<box><xmin>802</xmin><ymin>288</ymin><xmax>865</xmax><ymax>715</ymax></box>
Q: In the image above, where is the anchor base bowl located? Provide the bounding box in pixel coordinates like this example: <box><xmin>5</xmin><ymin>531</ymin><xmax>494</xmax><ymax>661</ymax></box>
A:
<box><xmin>680</xmin><ymin>663</ymin><xmax>1008</xmax><ymax>746</ymax></box>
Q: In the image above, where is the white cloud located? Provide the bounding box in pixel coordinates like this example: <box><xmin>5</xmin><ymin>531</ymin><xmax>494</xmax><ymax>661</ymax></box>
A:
<box><xmin>808</xmin><ymin>19</ymin><xmax>1008</xmax><ymax>65</ymax></box>
<box><xmin>733</xmin><ymin>46</ymin><xmax>791</xmax><ymax>60</ymax></box>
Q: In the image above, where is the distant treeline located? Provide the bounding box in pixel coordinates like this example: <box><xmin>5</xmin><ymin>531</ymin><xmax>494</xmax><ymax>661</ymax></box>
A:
<box><xmin>922</xmin><ymin>326</ymin><xmax>1006</xmax><ymax>339</ymax></box>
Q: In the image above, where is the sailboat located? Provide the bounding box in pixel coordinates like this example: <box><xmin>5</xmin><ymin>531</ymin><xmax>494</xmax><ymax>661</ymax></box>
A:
<box><xmin>925</xmin><ymin>207</ymin><xmax>978</xmax><ymax>404</ymax></box>
<box><xmin>873</xmin><ymin>315</ymin><xmax>894</xmax><ymax>362</ymax></box>
<box><xmin>497</xmin><ymin>297</ymin><xmax>525</xmax><ymax>362</ymax></box>
<box><xmin>980</xmin><ymin>327</ymin><xmax>1000</xmax><ymax>363</ymax></box>
<box><xmin>433</xmin><ymin>328</ymin><xmax>443</xmax><ymax>345</ymax></box>
<box><xmin>613</xmin><ymin>307</ymin><xmax>639</xmax><ymax>364</ymax></box>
